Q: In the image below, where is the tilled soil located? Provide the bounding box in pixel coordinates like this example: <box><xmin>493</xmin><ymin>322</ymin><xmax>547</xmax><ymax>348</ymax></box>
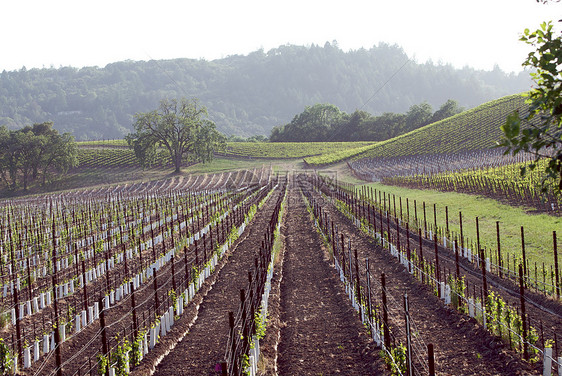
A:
<box><xmin>304</xmin><ymin>181</ymin><xmax>540</xmax><ymax>375</ymax></box>
<box><xmin>151</xmin><ymin>188</ymin><xmax>282</xmax><ymax>376</ymax></box>
<box><xmin>276</xmin><ymin>188</ymin><xmax>387</xmax><ymax>375</ymax></box>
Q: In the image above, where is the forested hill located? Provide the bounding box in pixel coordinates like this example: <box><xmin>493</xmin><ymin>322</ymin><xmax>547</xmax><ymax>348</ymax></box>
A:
<box><xmin>0</xmin><ymin>42</ymin><xmax>531</xmax><ymax>140</ymax></box>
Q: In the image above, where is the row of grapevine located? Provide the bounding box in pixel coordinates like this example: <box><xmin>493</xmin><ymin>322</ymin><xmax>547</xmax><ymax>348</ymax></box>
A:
<box><xmin>303</xmin><ymin>143</ymin><xmax>376</xmax><ymax>167</ymax></box>
<box><xmin>299</xmin><ymin>178</ymin><xmax>433</xmax><ymax>375</ymax></box>
<box><xmin>0</xmin><ymin>169</ymin><xmax>274</xmax><ymax>374</ymax></box>
<box><xmin>378</xmin><ymin>158</ymin><xmax>562</xmax><ymax>216</ymax></box>
<box><xmin>76</xmin><ymin>148</ymin><xmax>173</xmax><ymax>168</ymax></box>
<box><xmin>223</xmin><ymin>179</ymin><xmax>287</xmax><ymax>375</ymax></box>
<box><xmin>218</xmin><ymin>141</ymin><xmax>374</xmax><ymax>160</ymax></box>
<box><xmin>349</xmin><ymin>148</ymin><xmax>534</xmax><ymax>181</ymax></box>
<box><xmin>306</xmin><ymin>173</ymin><xmax>562</xmax><ymax>374</ymax></box>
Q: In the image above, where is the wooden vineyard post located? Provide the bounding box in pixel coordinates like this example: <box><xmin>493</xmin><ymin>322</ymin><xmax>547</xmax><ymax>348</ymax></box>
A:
<box><xmin>459</xmin><ymin>211</ymin><xmax>464</xmax><ymax>257</ymax></box>
<box><xmin>171</xmin><ymin>251</ymin><xmax>177</xmax><ymax>294</ymax></box>
<box><xmin>496</xmin><ymin>221</ymin><xmax>502</xmax><ymax>278</ymax></box>
<box><xmin>445</xmin><ymin>206</ymin><xmax>449</xmax><ymax>240</ymax></box>
<box><xmin>423</xmin><ymin>202</ymin><xmax>427</xmax><ymax>238</ymax></box>
<box><xmin>406</xmin><ymin>198</ymin><xmax>410</xmax><ymax>224</ymax></box>
<box><xmin>428</xmin><ymin>343</ymin><xmax>435</xmax><ymax>376</ymax></box>
<box><xmin>455</xmin><ymin>239</ymin><xmax>460</xmax><ymax>279</ymax></box>
<box><xmin>406</xmin><ymin>223</ymin><xmax>411</xmax><ymax>273</ymax></box>
<box><xmin>153</xmin><ymin>262</ymin><xmax>159</xmax><ymax>317</ymax></box>
<box><xmin>396</xmin><ymin>216</ymin><xmax>401</xmax><ymax>261</ymax></box>
<box><xmin>386</xmin><ymin>209</ymin><xmax>391</xmax><ymax>244</ymax></box>
<box><xmin>478</xmin><ymin>244</ymin><xmax>488</xmax><ymax>305</ymax></box>
<box><xmin>341</xmin><ymin>234</ymin><xmax>346</xmax><ymax>277</ymax></box>
<box><xmin>82</xmin><ymin>258</ymin><xmax>89</xmax><ymax>322</ymax></box>
<box><xmin>240</xmin><ymin>289</ymin><xmax>248</xmax><ymax>359</ymax></box>
<box><xmin>99</xmin><ymin>295</ymin><xmax>108</xmax><ymax>359</ymax></box>
<box><xmin>434</xmin><ymin>234</ymin><xmax>440</xmax><ymax>296</ymax></box>
<box><xmin>184</xmin><ymin>246</ymin><xmax>190</xmax><ymax>291</ymax></box>
<box><xmin>366</xmin><ymin>259</ymin><xmax>373</xmax><ymax>333</ymax></box>
<box><xmin>228</xmin><ymin>311</ymin><xmax>238</xmax><ymax>375</ymax></box>
<box><xmin>354</xmin><ymin>249</ymin><xmax>361</xmax><ymax>313</ymax></box>
<box><xmin>393</xmin><ymin>195</ymin><xmax>397</xmax><ymax>222</ymax></box>
<box><xmin>419</xmin><ymin>228</ymin><xmax>424</xmax><ymax>284</ymax></box>
<box><xmin>8</xmin><ymin>223</ymin><xmax>22</xmax><ymax>364</ymax></box>
<box><xmin>348</xmin><ymin>240</ymin><xmax>353</xmax><ymax>290</ymax></box>
<box><xmin>521</xmin><ymin>226</ymin><xmax>528</xmax><ymax>281</ymax></box>
<box><xmin>404</xmin><ymin>294</ymin><xmax>413</xmax><ymax>376</ymax></box>
<box><xmin>479</xmin><ymin>227</ymin><xmax>488</xmax><ymax>302</ymax></box>
<box><xmin>553</xmin><ymin>231</ymin><xmax>560</xmax><ymax>299</ymax></box>
<box><xmin>331</xmin><ymin>222</ymin><xmax>337</xmax><ymax>262</ymax></box>
<box><xmin>124</xmin><ymin>240</ymin><xmax>138</xmax><ymax>340</ymax></box>
<box><xmin>433</xmin><ymin>203</ymin><xmax>437</xmax><ymax>239</ymax></box>
<box><xmin>381</xmin><ymin>273</ymin><xmax>390</xmax><ymax>351</ymax></box>
<box><xmin>51</xmin><ymin>220</ymin><xmax>63</xmax><ymax>376</ymax></box>
<box><xmin>476</xmin><ymin>217</ymin><xmax>481</xmax><ymax>267</ymax></box>
<box><xmin>519</xmin><ymin>264</ymin><xmax>529</xmax><ymax>361</ymax></box>
<box><xmin>414</xmin><ymin>200</ymin><xmax>418</xmax><ymax>230</ymax></box>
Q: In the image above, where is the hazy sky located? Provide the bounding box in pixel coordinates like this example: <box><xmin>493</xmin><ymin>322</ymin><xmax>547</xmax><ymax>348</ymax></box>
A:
<box><xmin>2</xmin><ymin>0</ymin><xmax>560</xmax><ymax>73</ymax></box>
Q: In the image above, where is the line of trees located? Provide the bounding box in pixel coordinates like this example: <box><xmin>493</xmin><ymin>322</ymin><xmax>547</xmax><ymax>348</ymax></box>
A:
<box><xmin>0</xmin><ymin>43</ymin><xmax>530</xmax><ymax>139</ymax></box>
<box><xmin>0</xmin><ymin>122</ymin><xmax>77</xmax><ymax>191</ymax></box>
<box><xmin>270</xmin><ymin>99</ymin><xmax>464</xmax><ymax>142</ymax></box>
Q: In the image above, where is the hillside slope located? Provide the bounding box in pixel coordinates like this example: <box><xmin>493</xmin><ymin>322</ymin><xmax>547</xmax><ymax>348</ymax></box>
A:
<box><xmin>353</xmin><ymin>93</ymin><xmax>528</xmax><ymax>160</ymax></box>
<box><xmin>0</xmin><ymin>43</ymin><xmax>530</xmax><ymax>140</ymax></box>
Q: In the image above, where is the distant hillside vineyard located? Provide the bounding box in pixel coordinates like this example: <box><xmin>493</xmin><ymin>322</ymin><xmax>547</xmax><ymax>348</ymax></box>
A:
<box><xmin>0</xmin><ymin>42</ymin><xmax>531</xmax><ymax>140</ymax></box>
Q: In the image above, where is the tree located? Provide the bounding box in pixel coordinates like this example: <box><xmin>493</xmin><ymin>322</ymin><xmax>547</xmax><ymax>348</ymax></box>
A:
<box><xmin>270</xmin><ymin>104</ymin><xmax>344</xmax><ymax>142</ymax></box>
<box><xmin>127</xmin><ymin>98</ymin><xmax>225</xmax><ymax>173</ymax></box>
<box><xmin>431</xmin><ymin>99</ymin><xmax>464</xmax><ymax>123</ymax></box>
<box><xmin>405</xmin><ymin>102</ymin><xmax>433</xmax><ymax>131</ymax></box>
<box><xmin>0</xmin><ymin>122</ymin><xmax>77</xmax><ymax>191</ymax></box>
<box><xmin>499</xmin><ymin>21</ymin><xmax>562</xmax><ymax>192</ymax></box>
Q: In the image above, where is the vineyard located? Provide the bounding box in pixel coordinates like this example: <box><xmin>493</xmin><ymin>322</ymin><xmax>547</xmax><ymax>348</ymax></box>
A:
<box><xmin>351</xmin><ymin>94</ymin><xmax>530</xmax><ymax>161</ymax></box>
<box><xmin>76</xmin><ymin>148</ymin><xmax>174</xmax><ymax>169</ymax></box>
<box><xmin>376</xmin><ymin>157</ymin><xmax>562</xmax><ymax>216</ymax></box>
<box><xmin>0</xmin><ymin>162</ymin><xmax>560</xmax><ymax>375</ymax></box>
<box><xmin>75</xmin><ymin>141</ymin><xmax>374</xmax><ymax>166</ymax></box>
<box><xmin>2</xmin><ymin>88</ymin><xmax>562</xmax><ymax>375</ymax></box>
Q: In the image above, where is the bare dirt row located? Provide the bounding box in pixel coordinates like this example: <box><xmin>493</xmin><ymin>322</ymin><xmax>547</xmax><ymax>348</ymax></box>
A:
<box><xmin>274</xmin><ymin>188</ymin><xmax>387</xmax><ymax>375</ymax></box>
<box><xmin>150</xmin><ymin>187</ymin><xmax>283</xmax><ymax>376</ymax></box>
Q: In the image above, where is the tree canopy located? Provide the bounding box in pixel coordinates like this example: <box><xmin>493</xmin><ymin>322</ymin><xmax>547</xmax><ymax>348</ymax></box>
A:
<box><xmin>0</xmin><ymin>122</ymin><xmax>77</xmax><ymax>191</ymax></box>
<box><xmin>126</xmin><ymin>98</ymin><xmax>225</xmax><ymax>173</ymax></box>
<box><xmin>270</xmin><ymin>100</ymin><xmax>464</xmax><ymax>142</ymax></box>
<box><xmin>0</xmin><ymin>43</ymin><xmax>531</xmax><ymax>139</ymax></box>
<box><xmin>500</xmin><ymin>21</ymin><xmax>562</xmax><ymax>192</ymax></box>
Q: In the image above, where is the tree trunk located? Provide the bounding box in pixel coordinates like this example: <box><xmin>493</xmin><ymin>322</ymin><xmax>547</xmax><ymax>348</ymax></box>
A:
<box><xmin>174</xmin><ymin>151</ymin><xmax>182</xmax><ymax>173</ymax></box>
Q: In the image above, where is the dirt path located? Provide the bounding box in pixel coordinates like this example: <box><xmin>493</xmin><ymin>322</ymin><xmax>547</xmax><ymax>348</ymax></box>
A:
<box><xmin>276</xmin><ymin>188</ymin><xmax>387</xmax><ymax>375</ymax></box>
<box><xmin>151</xmin><ymin>187</ymin><xmax>281</xmax><ymax>376</ymax></box>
